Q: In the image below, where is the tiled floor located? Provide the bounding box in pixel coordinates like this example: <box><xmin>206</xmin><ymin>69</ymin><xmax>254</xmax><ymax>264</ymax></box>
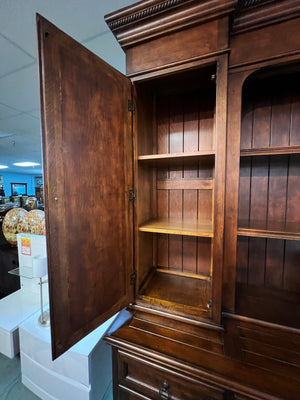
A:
<box><xmin>0</xmin><ymin>353</ymin><xmax>113</xmax><ymax>400</ymax></box>
<box><xmin>0</xmin><ymin>354</ymin><xmax>40</xmax><ymax>400</ymax></box>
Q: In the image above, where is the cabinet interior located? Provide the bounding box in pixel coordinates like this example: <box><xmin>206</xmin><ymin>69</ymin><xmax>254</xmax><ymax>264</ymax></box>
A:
<box><xmin>236</xmin><ymin>65</ymin><xmax>300</xmax><ymax>328</ymax></box>
<box><xmin>134</xmin><ymin>64</ymin><xmax>217</xmax><ymax>320</ymax></box>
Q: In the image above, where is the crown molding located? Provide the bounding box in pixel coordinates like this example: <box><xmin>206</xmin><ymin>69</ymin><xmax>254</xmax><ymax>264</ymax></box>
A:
<box><xmin>232</xmin><ymin>0</ymin><xmax>300</xmax><ymax>35</ymax></box>
<box><xmin>105</xmin><ymin>0</ymin><xmax>237</xmax><ymax>48</ymax></box>
<box><xmin>106</xmin><ymin>0</ymin><xmax>188</xmax><ymax>31</ymax></box>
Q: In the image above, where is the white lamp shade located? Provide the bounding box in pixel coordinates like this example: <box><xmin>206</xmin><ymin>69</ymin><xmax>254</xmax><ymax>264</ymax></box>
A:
<box><xmin>32</xmin><ymin>255</ymin><xmax>47</xmax><ymax>278</ymax></box>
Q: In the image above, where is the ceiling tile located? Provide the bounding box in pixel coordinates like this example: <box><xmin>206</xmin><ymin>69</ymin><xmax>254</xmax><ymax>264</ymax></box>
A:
<box><xmin>83</xmin><ymin>31</ymin><xmax>126</xmax><ymax>74</ymax></box>
<box><xmin>0</xmin><ymin>0</ymin><xmax>135</xmax><ymax>58</ymax></box>
<box><xmin>0</xmin><ymin>113</ymin><xmax>40</xmax><ymax>136</ymax></box>
<box><xmin>0</xmin><ymin>63</ymin><xmax>39</xmax><ymax>112</ymax></box>
<box><xmin>0</xmin><ymin>103</ymin><xmax>21</xmax><ymax>120</ymax></box>
<box><xmin>0</xmin><ymin>0</ymin><xmax>137</xmax><ymax>175</ymax></box>
<box><xmin>0</xmin><ymin>34</ymin><xmax>35</xmax><ymax>78</ymax></box>
<box><xmin>27</xmin><ymin>109</ymin><xmax>40</xmax><ymax>119</ymax></box>
<box><xmin>0</xmin><ymin>131</ymin><xmax>42</xmax><ymax>166</ymax></box>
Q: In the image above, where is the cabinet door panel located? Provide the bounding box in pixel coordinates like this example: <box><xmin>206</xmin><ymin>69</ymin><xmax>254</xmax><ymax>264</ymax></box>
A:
<box><xmin>37</xmin><ymin>15</ymin><xmax>133</xmax><ymax>359</ymax></box>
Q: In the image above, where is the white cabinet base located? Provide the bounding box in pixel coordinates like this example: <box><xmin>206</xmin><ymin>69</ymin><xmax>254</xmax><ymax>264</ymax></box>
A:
<box><xmin>19</xmin><ymin>311</ymin><xmax>116</xmax><ymax>400</ymax></box>
<box><xmin>0</xmin><ymin>289</ymin><xmax>44</xmax><ymax>358</ymax></box>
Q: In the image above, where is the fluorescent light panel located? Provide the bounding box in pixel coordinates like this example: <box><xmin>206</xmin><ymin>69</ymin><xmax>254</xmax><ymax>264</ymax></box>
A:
<box><xmin>13</xmin><ymin>162</ymin><xmax>40</xmax><ymax>167</ymax></box>
<box><xmin>0</xmin><ymin>165</ymin><xmax>9</xmax><ymax>169</ymax></box>
<box><xmin>0</xmin><ymin>131</ymin><xmax>13</xmax><ymax>139</ymax></box>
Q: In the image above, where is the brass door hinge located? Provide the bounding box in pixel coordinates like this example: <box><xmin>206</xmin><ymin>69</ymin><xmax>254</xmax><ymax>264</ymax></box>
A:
<box><xmin>130</xmin><ymin>271</ymin><xmax>136</xmax><ymax>285</ymax></box>
<box><xmin>128</xmin><ymin>99</ymin><xmax>135</xmax><ymax>113</ymax></box>
<box><xmin>129</xmin><ymin>189</ymin><xmax>136</xmax><ymax>202</ymax></box>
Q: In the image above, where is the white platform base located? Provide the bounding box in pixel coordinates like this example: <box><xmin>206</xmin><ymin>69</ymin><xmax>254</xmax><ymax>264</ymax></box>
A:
<box><xmin>20</xmin><ymin>311</ymin><xmax>116</xmax><ymax>400</ymax></box>
<box><xmin>0</xmin><ymin>288</ymin><xmax>46</xmax><ymax>358</ymax></box>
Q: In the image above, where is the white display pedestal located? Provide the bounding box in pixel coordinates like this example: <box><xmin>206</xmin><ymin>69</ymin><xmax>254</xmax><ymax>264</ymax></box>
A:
<box><xmin>0</xmin><ymin>234</ymin><xmax>49</xmax><ymax>358</ymax></box>
<box><xmin>0</xmin><ymin>276</ymin><xmax>48</xmax><ymax>358</ymax></box>
<box><xmin>19</xmin><ymin>311</ymin><xmax>116</xmax><ymax>400</ymax></box>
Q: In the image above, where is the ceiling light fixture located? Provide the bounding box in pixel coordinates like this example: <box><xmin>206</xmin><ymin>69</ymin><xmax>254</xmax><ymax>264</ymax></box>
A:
<box><xmin>0</xmin><ymin>131</ymin><xmax>13</xmax><ymax>139</ymax></box>
<box><xmin>13</xmin><ymin>162</ymin><xmax>40</xmax><ymax>167</ymax></box>
<box><xmin>0</xmin><ymin>165</ymin><xmax>9</xmax><ymax>169</ymax></box>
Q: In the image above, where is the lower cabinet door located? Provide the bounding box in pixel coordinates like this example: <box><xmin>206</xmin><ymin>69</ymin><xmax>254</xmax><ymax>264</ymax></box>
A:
<box><xmin>116</xmin><ymin>350</ymin><xmax>225</xmax><ymax>400</ymax></box>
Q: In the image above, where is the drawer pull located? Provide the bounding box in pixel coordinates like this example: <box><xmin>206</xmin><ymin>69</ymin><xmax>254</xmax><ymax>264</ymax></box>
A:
<box><xmin>159</xmin><ymin>379</ymin><xmax>170</xmax><ymax>400</ymax></box>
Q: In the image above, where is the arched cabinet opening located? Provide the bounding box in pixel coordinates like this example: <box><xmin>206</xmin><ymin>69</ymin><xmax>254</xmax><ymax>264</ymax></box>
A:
<box><xmin>235</xmin><ymin>63</ymin><xmax>300</xmax><ymax>329</ymax></box>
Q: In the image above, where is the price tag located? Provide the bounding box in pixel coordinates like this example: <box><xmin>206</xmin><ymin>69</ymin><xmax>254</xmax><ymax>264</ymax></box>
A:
<box><xmin>21</xmin><ymin>237</ymin><xmax>31</xmax><ymax>256</ymax></box>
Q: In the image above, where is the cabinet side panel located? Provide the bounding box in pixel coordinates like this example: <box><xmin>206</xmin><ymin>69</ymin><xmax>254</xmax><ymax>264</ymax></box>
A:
<box><xmin>290</xmin><ymin>92</ymin><xmax>300</xmax><ymax>145</ymax></box>
<box><xmin>236</xmin><ymin>237</ymin><xmax>249</xmax><ymax>284</ymax></box>
<box><xmin>197</xmin><ymin>238</ymin><xmax>212</xmax><ymax>277</ymax></box>
<box><xmin>138</xmin><ymin>232</ymin><xmax>154</xmax><ymax>287</ymax></box>
<box><xmin>182</xmin><ymin>236</ymin><xmax>197</xmax><ymax>274</ymax></box>
<box><xmin>249</xmin><ymin>157</ymin><xmax>268</xmax><ymax>226</ymax></box>
<box><xmin>198</xmin><ymin>189</ymin><xmax>213</xmax><ymax>222</ymax></box>
<box><xmin>247</xmin><ymin>238</ymin><xmax>266</xmax><ymax>287</ymax></box>
<box><xmin>286</xmin><ymin>154</ymin><xmax>300</xmax><ymax>225</ymax></box>
<box><xmin>183</xmin><ymin>190</ymin><xmax>198</xmax><ymax>274</ymax></box>
<box><xmin>270</xmin><ymin>99</ymin><xmax>291</xmax><ymax>147</ymax></box>
<box><xmin>238</xmin><ymin>159</ymin><xmax>251</xmax><ymax>225</ymax></box>
<box><xmin>199</xmin><ymin>96</ymin><xmax>215</xmax><ymax>151</ymax></box>
<box><xmin>252</xmin><ymin>95</ymin><xmax>271</xmax><ymax>148</ymax></box>
<box><xmin>183</xmin><ymin>93</ymin><xmax>199</xmax><ymax>153</ymax></box>
<box><xmin>157</xmin><ymin>233</ymin><xmax>169</xmax><ymax>269</ymax></box>
<box><xmin>284</xmin><ymin>240</ymin><xmax>300</xmax><ymax>292</ymax></box>
<box><xmin>240</xmin><ymin>96</ymin><xmax>253</xmax><ymax>149</ymax></box>
<box><xmin>157</xmin><ymin>97</ymin><xmax>169</xmax><ymax>155</ymax></box>
<box><xmin>169</xmin><ymin>234</ymin><xmax>183</xmax><ymax>271</ymax></box>
<box><xmin>267</xmin><ymin>156</ymin><xmax>288</xmax><ymax>226</ymax></box>
<box><xmin>157</xmin><ymin>190</ymin><xmax>169</xmax><ymax>269</ymax></box>
<box><xmin>265</xmin><ymin>239</ymin><xmax>285</xmax><ymax>290</ymax></box>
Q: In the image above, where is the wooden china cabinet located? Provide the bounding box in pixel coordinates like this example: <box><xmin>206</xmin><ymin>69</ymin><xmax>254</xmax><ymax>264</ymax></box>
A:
<box><xmin>37</xmin><ymin>0</ymin><xmax>300</xmax><ymax>399</ymax></box>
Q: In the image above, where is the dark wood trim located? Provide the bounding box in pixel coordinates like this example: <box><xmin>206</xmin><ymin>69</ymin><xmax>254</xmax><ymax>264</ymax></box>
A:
<box><xmin>232</xmin><ymin>0</ymin><xmax>300</xmax><ymax>35</ymax></box>
<box><xmin>237</xmin><ymin>227</ymin><xmax>300</xmax><ymax>241</ymax></box>
<box><xmin>230</xmin><ymin>49</ymin><xmax>300</xmax><ymax>70</ymax></box>
<box><xmin>129</xmin><ymin>50</ymin><xmax>230</xmax><ymax>81</ymax></box>
<box><xmin>212</xmin><ymin>53</ymin><xmax>228</xmax><ymax>323</ymax></box>
<box><xmin>105</xmin><ymin>0</ymin><xmax>236</xmax><ymax>49</ymax></box>
<box><xmin>105</xmin><ymin>339</ymin><xmax>293</xmax><ymax>399</ymax></box>
<box><xmin>156</xmin><ymin>179</ymin><xmax>213</xmax><ymax>190</ymax></box>
<box><xmin>229</xmin><ymin>17</ymin><xmax>300</xmax><ymax>69</ymax></box>
<box><xmin>130</xmin><ymin>304</ymin><xmax>225</xmax><ymax>331</ymax></box>
<box><xmin>223</xmin><ymin>69</ymin><xmax>252</xmax><ymax>312</ymax></box>
<box><xmin>240</xmin><ymin>145</ymin><xmax>300</xmax><ymax>156</ymax></box>
<box><xmin>223</xmin><ymin>312</ymin><xmax>300</xmax><ymax>334</ymax></box>
<box><xmin>106</xmin><ymin>0</ymin><xmax>189</xmax><ymax>31</ymax></box>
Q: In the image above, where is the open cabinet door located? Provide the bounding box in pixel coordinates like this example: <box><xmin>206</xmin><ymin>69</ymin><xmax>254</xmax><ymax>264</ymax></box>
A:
<box><xmin>37</xmin><ymin>15</ymin><xmax>134</xmax><ymax>359</ymax></box>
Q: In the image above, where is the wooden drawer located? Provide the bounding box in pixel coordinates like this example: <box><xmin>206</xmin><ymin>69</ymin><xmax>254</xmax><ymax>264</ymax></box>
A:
<box><xmin>118</xmin><ymin>388</ymin><xmax>150</xmax><ymax>400</ymax></box>
<box><xmin>116</xmin><ymin>350</ymin><xmax>225</xmax><ymax>400</ymax></box>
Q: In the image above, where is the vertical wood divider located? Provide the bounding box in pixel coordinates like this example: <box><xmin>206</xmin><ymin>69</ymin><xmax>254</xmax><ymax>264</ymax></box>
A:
<box><xmin>223</xmin><ymin>69</ymin><xmax>252</xmax><ymax>312</ymax></box>
<box><xmin>212</xmin><ymin>54</ymin><xmax>228</xmax><ymax>323</ymax></box>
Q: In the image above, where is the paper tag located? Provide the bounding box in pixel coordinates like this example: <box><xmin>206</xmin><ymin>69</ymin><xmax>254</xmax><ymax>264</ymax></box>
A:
<box><xmin>21</xmin><ymin>237</ymin><xmax>31</xmax><ymax>256</ymax></box>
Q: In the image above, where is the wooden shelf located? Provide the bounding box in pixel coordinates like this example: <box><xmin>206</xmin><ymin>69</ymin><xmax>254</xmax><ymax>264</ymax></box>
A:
<box><xmin>137</xmin><ymin>270</ymin><xmax>212</xmax><ymax>318</ymax></box>
<box><xmin>237</xmin><ymin>220</ymin><xmax>300</xmax><ymax>241</ymax></box>
<box><xmin>139</xmin><ymin>218</ymin><xmax>213</xmax><ymax>237</ymax></box>
<box><xmin>240</xmin><ymin>145</ymin><xmax>300</xmax><ymax>157</ymax></box>
<box><xmin>157</xmin><ymin>267</ymin><xmax>211</xmax><ymax>281</ymax></box>
<box><xmin>138</xmin><ymin>151</ymin><xmax>215</xmax><ymax>167</ymax></box>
